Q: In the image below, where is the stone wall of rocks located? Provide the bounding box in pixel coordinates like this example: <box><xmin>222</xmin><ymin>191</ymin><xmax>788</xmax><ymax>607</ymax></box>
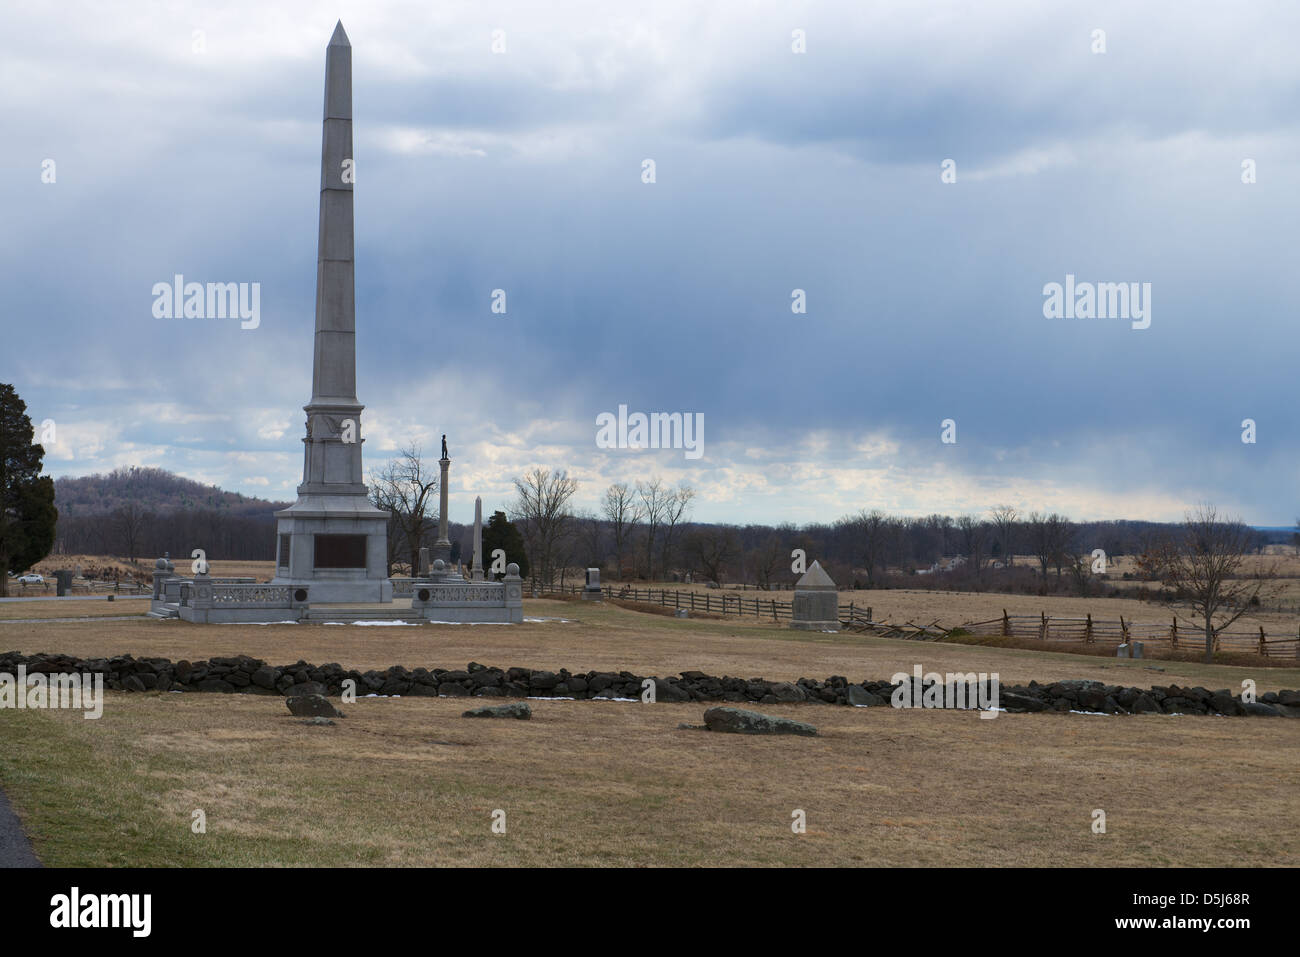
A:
<box><xmin>2</xmin><ymin>652</ymin><xmax>1296</xmax><ymax>716</ymax></box>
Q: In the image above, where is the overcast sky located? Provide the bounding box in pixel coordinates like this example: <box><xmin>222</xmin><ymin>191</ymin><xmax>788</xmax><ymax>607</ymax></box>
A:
<box><xmin>4</xmin><ymin>0</ymin><xmax>1297</xmax><ymax>527</ymax></box>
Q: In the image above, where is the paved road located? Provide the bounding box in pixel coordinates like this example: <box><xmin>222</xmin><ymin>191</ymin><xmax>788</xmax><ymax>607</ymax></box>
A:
<box><xmin>0</xmin><ymin>786</ymin><xmax>40</xmax><ymax>868</ymax></box>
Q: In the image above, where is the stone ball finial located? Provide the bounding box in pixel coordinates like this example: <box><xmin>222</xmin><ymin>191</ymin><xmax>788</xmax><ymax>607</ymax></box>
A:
<box><xmin>506</xmin><ymin>562</ymin><xmax>519</xmax><ymax>577</ymax></box>
<box><xmin>155</xmin><ymin>557</ymin><xmax>168</xmax><ymax>570</ymax></box>
<box><xmin>433</xmin><ymin>559</ymin><xmax>446</xmax><ymax>572</ymax></box>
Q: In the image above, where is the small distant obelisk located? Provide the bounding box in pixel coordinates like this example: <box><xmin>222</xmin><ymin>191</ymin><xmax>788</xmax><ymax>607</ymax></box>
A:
<box><xmin>471</xmin><ymin>496</ymin><xmax>484</xmax><ymax>580</ymax></box>
<box><xmin>432</xmin><ymin>434</ymin><xmax>452</xmax><ymax>566</ymax></box>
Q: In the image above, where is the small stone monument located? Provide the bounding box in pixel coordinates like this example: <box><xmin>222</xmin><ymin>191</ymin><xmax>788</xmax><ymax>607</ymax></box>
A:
<box><xmin>789</xmin><ymin>560</ymin><xmax>840</xmax><ymax>631</ymax></box>
<box><xmin>471</xmin><ymin>496</ymin><xmax>484</xmax><ymax>581</ymax></box>
<box><xmin>582</xmin><ymin>567</ymin><xmax>602</xmax><ymax>600</ymax></box>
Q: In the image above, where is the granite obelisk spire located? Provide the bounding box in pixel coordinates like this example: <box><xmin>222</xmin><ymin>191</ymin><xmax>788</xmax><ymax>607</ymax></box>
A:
<box><xmin>301</xmin><ymin>19</ymin><xmax>364</xmax><ymax>493</ymax></box>
<box><xmin>472</xmin><ymin>496</ymin><xmax>484</xmax><ymax>580</ymax></box>
<box><xmin>272</xmin><ymin>22</ymin><xmax>391</xmax><ymax>602</ymax></box>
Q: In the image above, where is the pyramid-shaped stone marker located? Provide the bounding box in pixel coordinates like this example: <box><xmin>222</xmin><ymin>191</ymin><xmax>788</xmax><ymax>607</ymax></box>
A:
<box><xmin>790</xmin><ymin>560</ymin><xmax>840</xmax><ymax>632</ymax></box>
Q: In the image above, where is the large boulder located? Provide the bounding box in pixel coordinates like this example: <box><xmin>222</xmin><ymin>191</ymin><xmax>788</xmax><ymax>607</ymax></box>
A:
<box><xmin>462</xmin><ymin>702</ymin><xmax>532</xmax><ymax>720</ymax></box>
<box><xmin>286</xmin><ymin>694</ymin><xmax>344</xmax><ymax>718</ymax></box>
<box><xmin>652</xmin><ymin>677</ymin><xmax>692</xmax><ymax>702</ymax></box>
<box><xmin>768</xmin><ymin>681</ymin><xmax>808</xmax><ymax>703</ymax></box>
<box><xmin>847</xmin><ymin>685</ymin><xmax>886</xmax><ymax>707</ymax></box>
<box><xmin>1242</xmin><ymin>702</ymin><xmax>1280</xmax><ymax>717</ymax></box>
<box><xmin>286</xmin><ymin>681</ymin><xmax>327</xmax><ymax>697</ymax></box>
<box><xmin>702</xmin><ymin>707</ymin><xmax>817</xmax><ymax>736</ymax></box>
<box><xmin>1000</xmin><ymin>692</ymin><xmax>1048</xmax><ymax>713</ymax></box>
<box><xmin>1130</xmin><ymin>692</ymin><xmax>1161</xmax><ymax>714</ymax></box>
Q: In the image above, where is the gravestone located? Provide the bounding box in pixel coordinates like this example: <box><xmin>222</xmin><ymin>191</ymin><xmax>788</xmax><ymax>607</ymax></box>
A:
<box><xmin>582</xmin><ymin>567</ymin><xmax>602</xmax><ymax>600</ymax></box>
<box><xmin>789</xmin><ymin>560</ymin><xmax>840</xmax><ymax>631</ymax></box>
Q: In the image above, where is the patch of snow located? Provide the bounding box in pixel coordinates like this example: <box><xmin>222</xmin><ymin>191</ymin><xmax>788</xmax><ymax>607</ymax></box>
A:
<box><xmin>524</xmin><ymin>617</ymin><xmax>575</xmax><ymax>623</ymax></box>
<box><xmin>219</xmin><ymin>620</ymin><xmax>298</xmax><ymax>626</ymax></box>
<box><xmin>421</xmin><ymin>620</ymin><xmax>507</xmax><ymax>626</ymax></box>
<box><xmin>322</xmin><ymin>620</ymin><xmax>418</xmax><ymax>626</ymax></box>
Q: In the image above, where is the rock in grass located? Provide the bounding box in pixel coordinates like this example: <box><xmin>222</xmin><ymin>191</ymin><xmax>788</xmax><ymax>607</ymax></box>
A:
<box><xmin>1242</xmin><ymin>702</ymin><xmax>1280</xmax><ymax>717</ymax></box>
<box><xmin>286</xmin><ymin>694</ymin><xmax>344</xmax><ymax>718</ymax></box>
<box><xmin>848</xmin><ymin>685</ymin><xmax>886</xmax><ymax>707</ymax></box>
<box><xmin>302</xmin><ymin>716</ymin><xmax>336</xmax><ymax>726</ymax></box>
<box><xmin>462</xmin><ymin>702</ymin><xmax>532</xmax><ymax>720</ymax></box>
<box><xmin>702</xmin><ymin>706</ymin><xmax>817</xmax><ymax>736</ymax></box>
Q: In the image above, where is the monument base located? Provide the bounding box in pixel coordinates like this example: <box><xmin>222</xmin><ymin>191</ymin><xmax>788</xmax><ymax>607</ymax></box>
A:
<box><xmin>789</xmin><ymin>619</ymin><xmax>841</xmax><ymax>632</ymax></box>
<box><xmin>271</xmin><ymin>494</ymin><xmax>392</xmax><ymax>603</ymax></box>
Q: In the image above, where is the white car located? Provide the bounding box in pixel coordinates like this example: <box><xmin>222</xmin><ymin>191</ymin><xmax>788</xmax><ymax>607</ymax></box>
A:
<box><xmin>16</xmin><ymin>574</ymin><xmax>44</xmax><ymax>584</ymax></box>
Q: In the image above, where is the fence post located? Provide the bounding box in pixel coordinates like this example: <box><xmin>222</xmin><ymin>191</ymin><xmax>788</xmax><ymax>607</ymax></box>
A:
<box><xmin>1259</xmin><ymin>626</ymin><xmax>1266</xmax><ymax>656</ymax></box>
<box><xmin>691</xmin><ymin>592</ymin><xmax>696</xmax><ymax>612</ymax></box>
<box><xmin>867</xmin><ymin>606</ymin><xmax>873</xmax><ymax>621</ymax></box>
<box><xmin>1085</xmin><ymin>613</ymin><xmax>1093</xmax><ymax>643</ymax></box>
<box><xmin>1170</xmin><ymin>617</ymin><xmax>1177</xmax><ymax>649</ymax></box>
<box><xmin>1040</xmin><ymin>612</ymin><xmax>1048</xmax><ymax>641</ymax></box>
<box><xmin>1002</xmin><ymin>609</ymin><xmax>1010</xmax><ymax>637</ymax></box>
<box><xmin>675</xmin><ymin>590</ymin><xmax>680</xmax><ymax>610</ymax></box>
<box><xmin>771</xmin><ymin>599</ymin><xmax>777</xmax><ymax>622</ymax></box>
<box><xmin>1120</xmin><ymin>616</ymin><xmax>1129</xmax><ymax>642</ymax></box>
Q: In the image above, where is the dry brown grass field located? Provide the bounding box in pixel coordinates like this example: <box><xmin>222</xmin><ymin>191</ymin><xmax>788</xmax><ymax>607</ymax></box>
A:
<box><xmin>0</xmin><ymin>598</ymin><xmax>1297</xmax><ymax>867</ymax></box>
<box><xmin>614</xmin><ymin>582</ymin><xmax>1300</xmax><ymax>635</ymax></box>
<box><xmin>29</xmin><ymin>554</ymin><xmax>276</xmax><ymax>582</ymax></box>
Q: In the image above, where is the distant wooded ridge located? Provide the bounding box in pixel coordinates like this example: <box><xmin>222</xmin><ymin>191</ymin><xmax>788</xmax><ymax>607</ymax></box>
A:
<box><xmin>46</xmin><ymin>467</ymin><xmax>1296</xmax><ymax>581</ymax></box>
<box><xmin>54</xmin><ymin>466</ymin><xmax>289</xmax><ymax>517</ymax></box>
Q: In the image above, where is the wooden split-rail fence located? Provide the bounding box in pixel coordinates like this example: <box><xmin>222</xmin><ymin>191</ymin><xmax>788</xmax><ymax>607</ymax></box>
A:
<box><xmin>959</xmin><ymin>610</ymin><xmax>1300</xmax><ymax>658</ymax></box>
<box><xmin>532</xmin><ymin>582</ymin><xmax>1300</xmax><ymax>657</ymax></box>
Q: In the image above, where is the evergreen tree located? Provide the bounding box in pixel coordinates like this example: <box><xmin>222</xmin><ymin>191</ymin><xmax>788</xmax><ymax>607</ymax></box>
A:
<box><xmin>481</xmin><ymin>510</ymin><xmax>528</xmax><ymax>580</ymax></box>
<box><xmin>0</xmin><ymin>384</ymin><xmax>58</xmax><ymax>596</ymax></box>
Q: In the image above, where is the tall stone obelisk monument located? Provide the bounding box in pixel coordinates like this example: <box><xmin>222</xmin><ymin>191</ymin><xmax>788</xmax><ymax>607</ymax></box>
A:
<box><xmin>272</xmin><ymin>22</ymin><xmax>392</xmax><ymax>603</ymax></box>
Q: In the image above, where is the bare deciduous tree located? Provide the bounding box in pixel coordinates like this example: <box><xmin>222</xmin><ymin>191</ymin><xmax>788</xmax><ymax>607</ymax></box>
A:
<box><xmin>574</xmin><ymin>509</ymin><xmax>606</xmax><ymax>570</ymax></box>
<box><xmin>112</xmin><ymin>501</ymin><xmax>149</xmax><ymax>563</ymax></box>
<box><xmin>956</xmin><ymin>515</ymin><xmax>991</xmax><ymax>577</ymax></box>
<box><xmin>687</xmin><ymin>525</ymin><xmax>738</xmax><ymax>585</ymax></box>
<box><xmin>659</xmin><ymin>484</ymin><xmax>695</xmax><ymax>577</ymax></box>
<box><xmin>749</xmin><ymin>532</ymin><xmax>786</xmax><ymax>590</ymax></box>
<box><xmin>1027</xmin><ymin>512</ymin><xmax>1072</xmax><ymax>582</ymax></box>
<box><xmin>601</xmin><ymin>483</ymin><xmax>643</xmax><ymax>580</ymax></box>
<box><xmin>636</xmin><ymin>477</ymin><xmax>670</xmax><ymax>580</ymax></box>
<box><xmin>511</xmin><ymin>467</ymin><xmax>579</xmax><ymax>586</ymax></box>
<box><xmin>1138</xmin><ymin>504</ymin><xmax>1277</xmax><ymax>663</ymax></box>
<box><xmin>368</xmin><ymin>444</ymin><xmax>439</xmax><ymax>576</ymax></box>
<box><xmin>989</xmin><ymin>505</ymin><xmax>1018</xmax><ymax>566</ymax></box>
<box><xmin>839</xmin><ymin>509</ymin><xmax>891</xmax><ymax>586</ymax></box>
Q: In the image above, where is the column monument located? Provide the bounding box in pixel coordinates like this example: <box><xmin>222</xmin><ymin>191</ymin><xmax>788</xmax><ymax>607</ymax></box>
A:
<box><xmin>432</xmin><ymin>434</ymin><xmax>452</xmax><ymax>566</ymax></box>
<box><xmin>271</xmin><ymin>21</ymin><xmax>392</xmax><ymax>603</ymax></box>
